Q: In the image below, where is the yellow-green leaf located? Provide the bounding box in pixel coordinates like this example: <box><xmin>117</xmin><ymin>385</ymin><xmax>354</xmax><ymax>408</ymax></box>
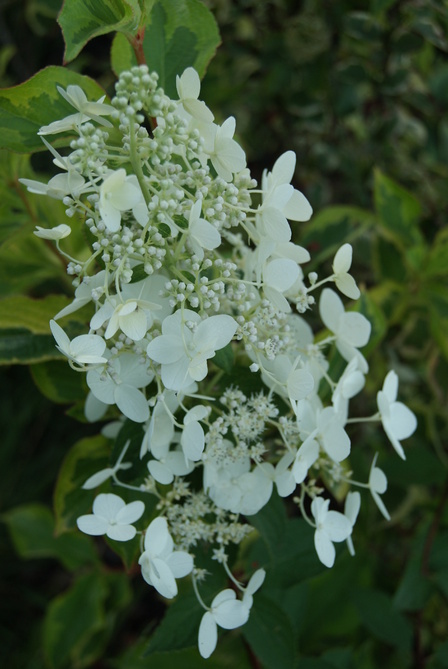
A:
<box><xmin>0</xmin><ymin>66</ymin><xmax>109</xmax><ymax>153</ymax></box>
<box><xmin>0</xmin><ymin>295</ymin><xmax>70</xmax><ymax>333</ymax></box>
<box><xmin>58</xmin><ymin>0</ymin><xmax>142</xmax><ymax>63</ymax></box>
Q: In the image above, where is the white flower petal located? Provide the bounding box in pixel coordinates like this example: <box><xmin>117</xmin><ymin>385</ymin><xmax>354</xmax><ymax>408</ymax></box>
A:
<box><xmin>324</xmin><ymin>511</ymin><xmax>352</xmax><ymax>542</ymax></box>
<box><xmin>181</xmin><ymin>420</ymin><xmax>205</xmax><ymax>461</ymax></box>
<box><xmin>149</xmin><ymin>557</ymin><xmax>178</xmax><ymax>598</ymax></box>
<box><xmin>272</xmin><ymin>150</ymin><xmax>296</xmax><ymax>184</ymax></box>
<box><xmin>148</xmin><ymin>460</ymin><xmax>174</xmax><ymax>485</ymax></box>
<box><xmin>144</xmin><ymin>517</ymin><xmax>171</xmax><ymax>553</ymax></box>
<box><xmin>287</xmin><ymin>368</ymin><xmax>314</xmax><ymax>400</ymax></box>
<box><xmin>76</xmin><ymin>514</ymin><xmax>108</xmax><ymax>536</ymax></box>
<box><xmin>319</xmin><ymin>288</ymin><xmax>344</xmax><ymax>333</ymax></box>
<box><xmin>93</xmin><ymin>493</ymin><xmax>125</xmax><ymax>521</ymax></box>
<box><xmin>314</xmin><ymin>528</ymin><xmax>336</xmax><ymax>568</ymax></box>
<box><xmin>246</xmin><ymin>568</ymin><xmax>266</xmax><ymax>595</ymax></box>
<box><xmin>114</xmin><ymin>384</ymin><xmax>149</xmax><ymax>423</ymax></box>
<box><xmin>383</xmin><ymin>370</ymin><xmax>398</xmax><ymax>402</ymax></box>
<box><xmin>388</xmin><ymin>402</ymin><xmax>417</xmax><ymax>441</ymax></box>
<box><xmin>165</xmin><ymin>551</ymin><xmax>193</xmax><ymax>578</ymax></box>
<box><xmin>198</xmin><ymin>612</ymin><xmax>218</xmax><ymax>659</ymax></box>
<box><xmin>370</xmin><ymin>466</ymin><xmax>387</xmax><ymax>494</ymax></box>
<box><xmin>214</xmin><ymin>599</ymin><xmax>249</xmax><ymax>630</ymax></box>
<box><xmin>120</xmin><ymin>308</ymin><xmax>148</xmax><ymax>341</ymax></box>
<box><xmin>147</xmin><ymin>334</ymin><xmax>186</xmax><ymax>364</ymax></box>
<box><xmin>340</xmin><ymin>312</ymin><xmax>371</xmax><ymax>348</ymax></box>
<box><xmin>335</xmin><ymin>273</ymin><xmax>360</xmax><ymax>300</ymax></box>
<box><xmin>264</xmin><ymin>258</ymin><xmax>299</xmax><ymax>293</ymax></box>
<box><xmin>333</xmin><ymin>244</ymin><xmax>353</xmax><ymax>274</ymax></box>
<box><xmin>194</xmin><ymin>315</ymin><xmax>238</xmax><ymax>351</ymax></box>
<box><xmin>116</xmin><ymin>500</ymin><xmax>145</xmax><ymax>525</ymax></box>
<box><xmin>161</xmin><ymin>359</ymin><xmax>192</xmax><ymax>391</ymax></box>
<box><xmin>82</xmin><ymin>468</ymin><xmax>114</xmax><ymax>489</ymax></box>
<box><xmin>260</xmin><ymin>207</ymin><xmax>291</xmax><ymax>242</ymax></box>
<box><xmin>107</xmin><ymin>524</ymin><xmax>137</xmax><ymax>541</ymax></box>
<box><xmin>50</xmin><ymin>319</ymin><xmax>70</xmax><ymax>353</ymax></box>
<box><xmin>345</xmin><ymin>491</ymin><xmax>361</xmax><ymax>524</ymax></box>
<box><xmin>282</xmin><ymin>188</ymin><xmax>313</xmax><ymax>221</ymax></box>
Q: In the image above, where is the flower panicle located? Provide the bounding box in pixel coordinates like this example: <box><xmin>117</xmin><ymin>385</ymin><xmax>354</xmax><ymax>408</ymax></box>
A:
<box><xmin>24</xmin><ymin>64</ymin><xmax>417</xmax><ymax>659</ymax></box>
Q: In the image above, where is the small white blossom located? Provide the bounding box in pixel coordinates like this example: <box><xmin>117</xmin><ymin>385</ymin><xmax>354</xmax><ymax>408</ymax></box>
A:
<box><xmin>292</xmin><ymin>437</ymin><xmax>319</xmax><ymax>484</ymax></box>
<box><xmin>242</xmin><ymin>568</ymin><xmax>266</xmax><ymax>611</ymax></box>
<box><xmin>311</xmin><ymin>497</ymin><xmax>352</xmax><ymax>568</ymax></box>
<box><xmin>55</xmin><ymin>271</ymin><xmax>109</xmax><ymax>320</ymax></box>
<box><xmin>34</xmin><ymin>224</ymin><xmax>72</xmax><ymax>240</ymax></box>
<box><xmin>86</xmin><ymin>353</ymin><xmax>152</xmax><ymax>423</ymax></box>
<box><xmin>255</xmin><ymin>151</ymin><xmax>312</xmax><ymax>243</ymax></box>
<box><xmin>198</xmin><ymin>589</ymin><xmax>249</xmax><ymax>659</ymax></box>
<box><xmin>176</xmin><ymin>67</ymin><xmax>214</xmax><ymax>123</ymax></box>
<box><xmin>204</xmin><ymin>117</ymin><xmax>246</xmax><ymax>181</ymax></box>
<box><xmin>377</xmin><ymin>370</ymin><xmax>417</xmax><ymax>460</ymax></box>
<box><xmin>368</xmin><ymin>454</ymin><xmax>390</xmax><ymax>520</ymax></box>
<box><xmin>22</xmin><ymin>170</ymin><xmax>86</xmax><ymax>200</ymax></box>
<box><xmin>39</xmin><ymin>85</ymin><xmax>114</xmax><ymax>134</ymax></box>
<box><xmin>99</xmin><ymin>169</ymin><xmax>146</xmax><ymax>232</ymax></box>
<box><xmin>147</xmin><ymin>309</ymin><xmax>237</xmax><ymax>391</ymax></box>
<box><xmin>50</xmin><ymin>319</ymin><xmax>107</xmax><ymax>365</ymax></box>
<box><xmin>77</xmin><ymin>493</ymin><xmax>144</xmax><ymax>541</ymax></box>
<box><xmin>139</xmin><ymin>517</ymin><xmax>193</xmax><ymax>598</ymax></box>
<box><xmin>319</xmin><ymin>288</ymin><xmax>371</xmax><ymax>364</ymax></box>
<box><xmin>188</xmin><ymin>199</ymin><xmax>221</xmax><ymax>259</ymax></box>
<box><xmin>344</xmin><ymin>491</ymin><xmax>361</xmax><ymax>556</ymax></box>
<box><xmin>332</xmin><ymin>244</ymin><xmax>360</xmax><ymax>300</ymax></box>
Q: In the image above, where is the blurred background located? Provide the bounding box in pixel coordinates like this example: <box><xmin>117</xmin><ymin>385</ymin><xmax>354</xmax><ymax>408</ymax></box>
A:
<box><xmin>1</xmin><ymin>1</ymin><xmax>448</xmax><ymax>667</ymax></box>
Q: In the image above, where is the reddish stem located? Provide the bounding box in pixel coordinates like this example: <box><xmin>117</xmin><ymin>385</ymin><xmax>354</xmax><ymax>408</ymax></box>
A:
<box><xmin>128</xmin><ymin>28</ymin><xmax>158</xmax><ymax>130</ymax></box>
<box><xmin>131</xmin><ymin>27</ymin><xmax>146</xmax><ymax>66</ymax></box>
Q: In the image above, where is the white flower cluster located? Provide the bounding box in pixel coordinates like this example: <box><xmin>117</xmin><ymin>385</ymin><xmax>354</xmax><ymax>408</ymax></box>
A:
<box><xmin>22</xmin><ymin>66</ymin><xmax>417</xmax><ymax>657</ymax></box>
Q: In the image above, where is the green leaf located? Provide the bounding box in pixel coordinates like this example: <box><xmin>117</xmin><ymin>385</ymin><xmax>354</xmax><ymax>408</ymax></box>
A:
<box><xmin>0</xmin><ymin>66</ymin><xmax>109</xmax><ymax>153</ymax></box>
<box><xmin>157</xmin><ymin>222</ymin><xmax>172</xmax><ymax>238</ymax></box>
<box><xmin>429</xmin><ymin>530</ymin><xmax>448</xmax><ymax>599</ymax></box>
<box><xmin>249</xmin><ymin>492</ymin><xmax>288</xmax><ymax>563</ymax></box>
<box><xmin>111</xmin><ymin>0</ymin><xmax>220</xmax><ymax>98</ymax></box>
<box><xmin>31</xmin><ymin>360</ymin><xmax>87</xmax><ymax>404</ymax></box>
<box><xmin>355</xmin><ymin>291</ymin><xmax>387</xmax><ymax>355</ymax></box>
<box><xmin>145</xmin><ymin>592</ymin><xmax>204</xmax><ymax>655</ymax></box>
<box><xmin>0</xmin><ymin>150</ymin><xmax>35</xmax><ymax>244</ymax></box>
<box><xmin>373</xmin><ymin>169</ymin><xmax>423</xmax><ymax>248</ymax></box>
<box><xmin>270</xmin><ymin>518</ymin><xmax>325</xmax><ymax>587</ymax></box>
<box><xmin>54</xmin><ymin>435</ymin><xmax>110</xmax><ymax>533</ymax></box>
<box><xmin>427</xmin><ymin>284</ymin><xmax>448</xmax><ymax>361</ymax></box>
<box><xmin>431</xmin><ymin>640</ymin><xmax>448</xmax><ymax>668</ymax></box>
<box><xmin>111</xmin><ymin>32</ymin><xmax>136</xmax><ymax>74</ymax></box>
<box><xmin>113</xmin><ymin>634</ymin><xmax>252</xmax><ymax>668</ymax></box>
<box><xmin>0</xmin><ymin>232</ymin><xmax>66</xmax><ymax>298</ymax></box>
<box><xmin>243</xmin><ymin>594</ymin><xmax>296</xmax><ymax>669</ymax></box>
<box><xmin>2</xmin><ymin>503</ymin><xmax>98</xmax><ymax>570</ymax></box>
<box><xmin>58</xmin><ymin>0</ymin><xmax>142</xmax><ymax>63</ymax></box>
<box><xmin>172</xmin><ymin>214</ymin><xmax>189</xmax><ymax>230</ymax></box>
<box><xmin>300</xmin><ymin>206</ymin><xmax>374</xmax><ymax>269</ymax></box>
<box><xmin>373</xmin><ymin>235</ymin><xmax>407</xmax><ymax>282</ymax></box>
<box><xmin>351</xmin><ymin>587</ymin><xmax>412</xmax><ymax>651</ymax></box>
<box><xmin>130</xmin><ymin>263</ymin><xmax>148</xmax><ymax>283</ymax></box>
<box><xmin>0</xmin><ymin>295</ymin><xmax>70</xmax><ymax>333</ymax></box>
<box><xmin>394</xmin><ymin>555</ymin><xmax>433</xmax><ymax>612</ymax></box>
<box><xmin>424</xmin><ymin>228</ymin><xmax>448</xmax><ymax>278</ymax></box>
<box><xmin>43</xmin><ymin>572</ymin><xmax>108</xmax><ymax>669</ymax></box>
<box><xmin>0</xmin><ymin>328</ymin><xmax>61</xmax><ymax>365</ymax></box>
<box><xmin>212</xmin><ymin>342</ymin><xmax>234</xmax><ymax>374</ymax></box>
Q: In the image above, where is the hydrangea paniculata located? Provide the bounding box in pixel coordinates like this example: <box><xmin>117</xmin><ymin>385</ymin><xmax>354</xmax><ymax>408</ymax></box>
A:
<box><xmin>22</xmin><ymin>65</ymin><xmax>417</xmax><ymax>658</ymax></box>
